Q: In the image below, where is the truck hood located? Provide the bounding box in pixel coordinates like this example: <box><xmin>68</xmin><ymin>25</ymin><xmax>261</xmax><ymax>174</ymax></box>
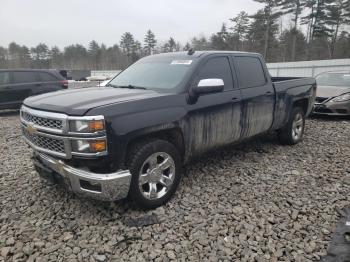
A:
<box><xmin>24</xmin><ymin>87</ymin><xmax>165</xmax><ymax>115</ymax></box>
<box><xmin>316</xmin><ymin>85</ymin><xmax>350</xmax><ymax>98</ymax></box>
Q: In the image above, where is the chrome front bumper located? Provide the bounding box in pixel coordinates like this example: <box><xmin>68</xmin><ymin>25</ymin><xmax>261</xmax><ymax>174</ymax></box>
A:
<box><xmin>33</xmin><ymin>152</ymin><xmax>131</xmax><ymax>201</ymax></box>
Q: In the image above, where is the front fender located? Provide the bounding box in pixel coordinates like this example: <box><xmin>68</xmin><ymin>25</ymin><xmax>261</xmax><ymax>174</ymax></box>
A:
<box><xmin>110</xmin><ymin>107</ymin><xmax>187</xmax><ymax>169</ymax></box>
<box><xmin>110</xmin><ymin>107</ymin><xmax>187</xmax><ymax>136</ymax></box>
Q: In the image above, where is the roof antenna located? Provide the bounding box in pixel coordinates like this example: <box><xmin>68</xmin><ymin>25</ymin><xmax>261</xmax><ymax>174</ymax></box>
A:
<box><xmin>187</xmin><ymin>48</ymin><xmax>195</xmax><ymax>55</ymax></box>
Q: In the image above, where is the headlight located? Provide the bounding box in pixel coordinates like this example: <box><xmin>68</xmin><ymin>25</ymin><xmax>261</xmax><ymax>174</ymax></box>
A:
<box><xmin>330</xmin><ymin>93</ymin><xmax>350</xmax><ymax>102</ymax></box>
<box><xmin>69</xmin><ymin>118</ymin><xmax>105</xmax><ymax>133</ymax></box>
<box><xmin>71</xmin><ymin>139</ymin><xmax>107</xmax><ymax>153</ymax></box>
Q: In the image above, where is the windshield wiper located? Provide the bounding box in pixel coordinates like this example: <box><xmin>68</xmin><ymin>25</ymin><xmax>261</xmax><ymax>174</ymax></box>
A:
<box><xmin>107</xmin><ymin>84</ymin><xmax>147</xmax><ymax>90</ymax></box>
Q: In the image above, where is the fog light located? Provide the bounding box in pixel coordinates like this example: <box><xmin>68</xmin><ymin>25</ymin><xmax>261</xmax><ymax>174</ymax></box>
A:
<box><xmin>89</xmin><ymin>140</ymin><xmax>106</xmax><ymax>152</ymax></box>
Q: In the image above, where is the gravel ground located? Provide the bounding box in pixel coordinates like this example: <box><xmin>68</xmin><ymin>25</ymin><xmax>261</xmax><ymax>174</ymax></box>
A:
<box><xmin>0</xmin><ymin>111</ymin><xmax>349</xmax><ymax>262</ymax></box>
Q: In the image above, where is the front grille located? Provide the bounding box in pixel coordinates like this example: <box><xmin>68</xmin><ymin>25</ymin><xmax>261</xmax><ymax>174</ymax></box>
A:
<box><xmin>314</xmin><ymin>107</ymin><xmax>333</xmax><ymax>114</ymax></box>
<box><xmin>315</xmin><ymin>97</ymin><xmax>328</xmax><ymax>103</ymax></box>
<box><xmin>21</xmin><ymin>110</ymin><xmax>63</xmax><ymax>130</ymax></box>
<box><xmin>23</xmin><ymin>127</ymin><xmax>65</xmax><ymax>154</ymax></box>
<box><xmin>20</xmin><ymin>106</ymin><xmax>107</xmax><ymax>159</ymax></box>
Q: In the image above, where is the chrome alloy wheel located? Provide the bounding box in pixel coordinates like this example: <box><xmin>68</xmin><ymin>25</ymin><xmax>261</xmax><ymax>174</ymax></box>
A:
<box><xmin>138</xmin><ymin>152</ymin><xmax>176</xmax><ymax>200</ymax></box>
<box><xmin>291</xmin><ymin>112</ymin><xmax>304</xmax><ymax>141</ymax></box>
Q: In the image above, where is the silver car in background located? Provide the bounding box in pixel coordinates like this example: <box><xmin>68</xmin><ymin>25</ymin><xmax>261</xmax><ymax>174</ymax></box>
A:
<box><xmin>313</xmin><ymin>71</ymin><xmax>350</xmax><ymax>115</ymax></box>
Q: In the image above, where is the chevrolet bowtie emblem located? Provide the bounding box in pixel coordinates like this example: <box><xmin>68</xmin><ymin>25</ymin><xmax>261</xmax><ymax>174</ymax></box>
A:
<box><xmin>26</xmin><ymin>123</ymin><xmax>37</xmax><ymax>135</ymax></box>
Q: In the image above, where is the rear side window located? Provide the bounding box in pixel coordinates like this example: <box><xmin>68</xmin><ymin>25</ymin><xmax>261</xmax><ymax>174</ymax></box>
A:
<box><xmin>235</xmin><ymin>56</ymin><xmax>266</xmax><ymax>88</ymax></box>
<box><xmin>12</xmin><ymin>71</ymin><xmax>37</xmax><ymax>84</ymax></box>
<box><xmin>196</xmin><ymin>56</ymin><xmax>233</xmax><ymax>90</ymax></box>
<box><xmin>39</xmin><ymin>72</ymin><xmax>58</xmax><ymax>82</ymax></box>
<box><xmin>0</xmin><ymin>72</ymin><xmax>10</xmax><ymax>84</ymax></box>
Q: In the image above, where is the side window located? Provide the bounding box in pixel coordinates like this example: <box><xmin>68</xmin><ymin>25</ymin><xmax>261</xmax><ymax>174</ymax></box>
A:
<box><xmin>196</xmin><ymin>57</ymin><xmax>233</xmax><ymax>90</ymax></box>
<box><xmin>235</xmin><ymin>56</ymin><xmax>266</xmax><ymax>88</ymax></box>
<box><xmin>12</xmin><ymin>72</ymin><xmax>37</xmax><ymax>84</ymax></box>
<box><xmin>0</xmin><ymin>72</ymin><xmax>10</xmax><ymax>85</ymax></box>
<box><xmin>39</xmin><ymin>72</ymin><xmax>58</xmax><ymax>82</ymax></box>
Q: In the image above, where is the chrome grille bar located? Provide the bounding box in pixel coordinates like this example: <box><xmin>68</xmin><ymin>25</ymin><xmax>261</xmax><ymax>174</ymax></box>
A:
<box><xmin>20</xmin><ymin>106</ymin><xmax>68</xmax><ymax>134</ymax></box>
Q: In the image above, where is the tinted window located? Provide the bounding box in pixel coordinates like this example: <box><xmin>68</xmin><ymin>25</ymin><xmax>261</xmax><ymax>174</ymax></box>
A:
<box><xmin>39</xmin><ymin>72</ymin><xmax>57</xmax><ymax>82</ymax></box>
<box><xmin>235</xmin><ymin>57</ymin><xmax>266</xmax><ymax>88</ymax></box>
<box><xmin>109</xmin><ymin>56</ymin><xmax>194</xmax><ymax>90</ymax></box>
<box><xmin>12</xmin><ymin>71</ymin><xmax>37</xmax><ymax>84</ymax></box>
<box><xmin>0</xmin><ymin>72</ymin><xmax>10</xmax><ymax>85</ymax></box>
<box><xmin>196</xmin><ymin>57</ymin><xmax>233</xmax><ymax>90</ymax></box>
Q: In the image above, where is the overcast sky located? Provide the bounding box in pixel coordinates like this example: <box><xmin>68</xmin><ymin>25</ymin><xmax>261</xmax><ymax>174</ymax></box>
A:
<box><xmin>0</xmin><ymin>0</ymin><xmax>263</xmax><ymax>49</ymax></box>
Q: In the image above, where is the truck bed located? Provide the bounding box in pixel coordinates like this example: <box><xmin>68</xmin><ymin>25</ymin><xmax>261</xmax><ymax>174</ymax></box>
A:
<box><xmin>270</xmin><ymin>76</ymin><xmax>316</xmax><ymax>131</ymax></box>
<box><xmin>272</xmin><ymin>77</ymin><xmax>316</xmax><ymax>91</ymax></box>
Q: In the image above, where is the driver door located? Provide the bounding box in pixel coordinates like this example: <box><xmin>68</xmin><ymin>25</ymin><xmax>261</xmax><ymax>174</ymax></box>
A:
<box><xmin>185</xmin><ymin>55</ymin><xmax>242</xmax><ymax>156</ymax></box>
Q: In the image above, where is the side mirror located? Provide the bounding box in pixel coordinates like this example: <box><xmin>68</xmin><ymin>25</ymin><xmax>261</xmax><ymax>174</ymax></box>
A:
<box><xmin>193</xmin><ymin>79</ymin><xmax>224</xmax><ymax>95</ymax></box>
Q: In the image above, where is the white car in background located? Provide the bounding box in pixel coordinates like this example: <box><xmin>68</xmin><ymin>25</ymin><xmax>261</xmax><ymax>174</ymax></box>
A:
<box><xmin>98</xmin><ymin>78</ymin><xmax>111</xmax><ymax>87</ymax></box>
<box><xmin>97</xmin><ymin>73</ymin><xmax>121</xmax><ymax>87</ymax></box>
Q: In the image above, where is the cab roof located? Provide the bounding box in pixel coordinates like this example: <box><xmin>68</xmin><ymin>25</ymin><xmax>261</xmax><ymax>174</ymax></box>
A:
<box><xmin>149</xmin><ymin>50</ymin><xmax>262</xmax><ymax>59</ymax></box>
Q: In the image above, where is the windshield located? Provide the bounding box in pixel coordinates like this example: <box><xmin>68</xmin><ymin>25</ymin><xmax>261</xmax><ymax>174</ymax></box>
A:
<box><xmin>316</xmin><ymin>72</ymin><xmax>350</xmax><ymax>87</ymax></box>
<box><xmin>108</xmin><ymin>56</ymin><xmax>194</xmax><ymax>90</ymax></box>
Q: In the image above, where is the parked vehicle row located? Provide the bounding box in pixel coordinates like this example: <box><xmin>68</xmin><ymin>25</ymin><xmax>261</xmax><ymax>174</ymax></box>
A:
<box><xmin>19</xmin><ymin>51</ymin><xmax>316</xmax><ymax>208</ymax></box>
<box><xmin>0</xmin><ymin>69</ymin><xmax>68</xmax><ymax>110</ymax></box>
<box><xmin>313</xmin><ymin>71</ymin><xmax>350</xmax><ymax>116</ymax></box>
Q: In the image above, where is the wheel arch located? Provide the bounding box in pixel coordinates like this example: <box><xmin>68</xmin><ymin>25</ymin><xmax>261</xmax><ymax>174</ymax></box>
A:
<box><xmin>292</xmin><ymin>98</ymin><xmax>310</xmax><ymax>115</ymax></box>
<box><xmin>125</xmin><ymin>127</ymin><xmax>185</xmax><ymax>167</ymax></box>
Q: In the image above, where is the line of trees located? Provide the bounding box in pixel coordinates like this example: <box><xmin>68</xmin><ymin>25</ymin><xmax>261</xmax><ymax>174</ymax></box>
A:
<box><xmin>0</xmin><ymin>0</ymin><xmax>349</xmax><ymax>70</ymax></box>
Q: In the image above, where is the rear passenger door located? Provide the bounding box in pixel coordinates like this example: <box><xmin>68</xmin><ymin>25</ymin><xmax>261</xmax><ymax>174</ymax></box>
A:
<box><xmin>37</xmin><ymin>72</ymin><xmax>62</xmax><ymax>95</ymax></box>
<box><xmin>233</xmin><ymin>55</ymin><xmax>275</xmax><ymax>138</ymax></box>
<box><xmin>187</xmin><ymin>55</ymin><xmax>242</xmax><ymax>155</ymax></box>
<box><xmin>0</xmin><ymin>71</ymin><xmax>12</xmax><ymax>106</ymax></box>
<box><xmin>9</xmin><ymin>71</ymin><xmax>40</xmax><ymax>104</ymax></box>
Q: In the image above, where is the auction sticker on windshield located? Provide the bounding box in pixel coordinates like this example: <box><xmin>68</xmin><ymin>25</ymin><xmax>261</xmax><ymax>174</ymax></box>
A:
<box><xmin>171</xmin><ymin>60</ymin><xmax>193</xmax><ymax>65</ymax></box>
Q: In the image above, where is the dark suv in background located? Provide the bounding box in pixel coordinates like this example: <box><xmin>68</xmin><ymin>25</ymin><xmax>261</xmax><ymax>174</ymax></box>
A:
<box><xmin>0</xmin><ymin>69</ymin><xmax>68</xmax><ymax>110</ymax></box>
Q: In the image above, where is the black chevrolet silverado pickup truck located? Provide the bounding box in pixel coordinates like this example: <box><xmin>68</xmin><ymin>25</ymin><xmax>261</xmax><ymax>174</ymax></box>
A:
<box><xmin>20</xmin><ymin>51</ymin><xmax>316</xmax><ymax>208</ymax></box>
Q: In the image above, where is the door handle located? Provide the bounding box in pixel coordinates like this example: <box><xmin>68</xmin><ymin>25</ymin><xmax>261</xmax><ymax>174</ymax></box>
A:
<box><xmin>232</xmin><ymin>97</ymin><xmax>238</xmax><ymax>101</ymax></box>
<box><xmin>265</xmin><ymin>91</ymin><xmax>272</xmax><ymax>94</ymax></box>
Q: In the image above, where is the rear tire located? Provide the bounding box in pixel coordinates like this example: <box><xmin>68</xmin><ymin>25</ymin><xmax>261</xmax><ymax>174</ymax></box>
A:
<box><xmin>278</xmin><ymin>107</ymin><xmax>305</xmax><ymax>145</ymax></box>
<box><xmin>127</xmin><ymin>139</ymin><xmax>182</xmax><ymax>209</ymax></box>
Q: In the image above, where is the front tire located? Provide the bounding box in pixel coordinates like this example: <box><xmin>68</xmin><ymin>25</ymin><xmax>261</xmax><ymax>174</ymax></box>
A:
<box><xmin>127</xmin><ymin>139</ymin><xmax>182</xmax><ymax>209</ymax></box>
<box><xmin>278</xmin><ymin>107</ymin><xmax>305</xmax><ymax>145</ymax></box>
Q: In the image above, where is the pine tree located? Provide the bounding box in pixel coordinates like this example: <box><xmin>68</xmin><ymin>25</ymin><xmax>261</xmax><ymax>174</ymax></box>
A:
<box><xmin>252</xmin><ymin>0</ymin><xmax>282</xmax><ymax>59</ymax></box>
<box><xmin>168</xmin><ymin>37</ymin><xmax>176</xmax><ymax>52</ymax></box>
<box><xmin>277</xmin><ymin>0</ymin><xmax>306</xmax><ymax>60</ymax></box>
<box><xmin>325</xmin><ymin>0</ymin><xmax>350</xmax><ymax>58</ymax></box>
<box><xmin>302</xmin><ymin>0</ymin><xmax>332</xmax><ymax>41</ymax></box>
<box><xmin>230</xmin><ymin>11</ymin><xmax>250</xmax><ymax>50</ymax></box>
<box><xmin>144</xmin><ymin>30</ymin><xmax>157</xmax><ymax>55</ymax></box>
<box><xmin>183</xmin><ymin>42</ymin><xmax>191</xmax><ymax>51</ymax></box>
<box><xmin>88</xmin><ymin>40</ymin><xmax>100</xmax><ymax>70</ymax></box>
<box><xmin>19</xmin><ymin>45</ymin><xmax>31</xmax><ymax>68</ymax></box>
<box><xmin>120</xmin><ymin>32</ymin><xmax>136</xmax><ymax>63</ymax></box>
<box><xmin>0</xmin><ymin>47</ymin><xmax>8</xmax><ymax>69</ymax></box>
<box><xmin>132</xmin><ymin>40</ymin><xmax>142</xmax><ymax>62</ymax></box>
<box><xmin>162</xmin><ymin>37</ymin><xmax>178</xmax><ymax>52</ymax></box>
<box><xmin>190</xmin><ymin>36</ymin><xmax>211</xmax><ymax>50</ymax></box>
<box><xmin>31</xmin><ymin>43</ymin><xmax>49</xmax><ymax>68</ymax></box>
<box><xmin>63</xmin><ymin>44</ymin><xmax>88</xmax><ymax>70</ymax></box>
<box><xmin>334</xmin><ymin>31</ymin><xmax>350</xmax><ymax>58</ymax></box>
<box><xmin>211</xmin><ymin>23</ymin><xmax>230</xmax><ymax>50</ymax></box>
<box><xmin>50</xmin><ymin>46</ymin><xmax>63</xmax><ymax>68</ymax></box>
<box><xmin>280</xmin><ymin>28</ymin><xmax>307</xmax><ymax>61</ymax></box>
